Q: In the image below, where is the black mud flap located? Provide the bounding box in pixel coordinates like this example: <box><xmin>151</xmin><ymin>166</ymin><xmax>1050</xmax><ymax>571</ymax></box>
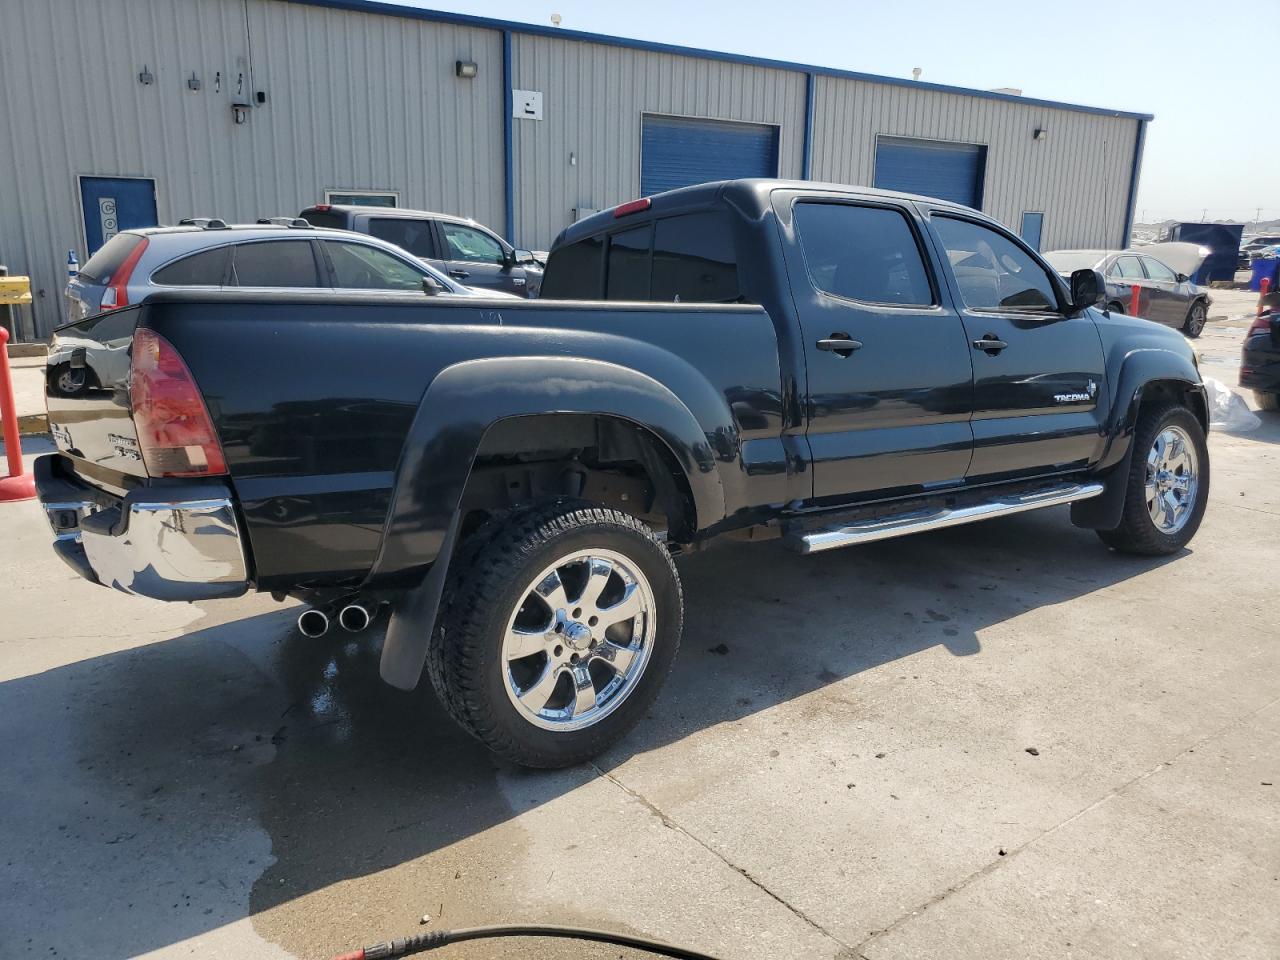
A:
<box><xmin>378</xmin><ymin>513</ymin><xmax>460</xmax><ymax>690</ymax></box>
<box><xmin>1070</xmin><ymin>442</ymin><xmax>1135</xmax><ymax>531</ymax></box>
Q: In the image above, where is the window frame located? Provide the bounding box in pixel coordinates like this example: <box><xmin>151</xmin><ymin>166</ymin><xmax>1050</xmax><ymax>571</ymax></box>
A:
<box><xmin>324</xmin><ymin>189</ymin><xmax>399</xmax><ymax>208</ymax></box>
<box><xmin>792</xmin><ymin>197</ymin><xmax>940</xmax><ymax>309</ymax></box>
<box><xmin>929</xmin><ymin>211</ymin><xmax>1065</xmax><ymax>315</ymax></box>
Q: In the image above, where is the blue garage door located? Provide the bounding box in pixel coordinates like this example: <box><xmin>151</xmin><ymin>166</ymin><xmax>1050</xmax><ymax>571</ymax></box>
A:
<box><xmin>873</xmin><ymin>137</ymin><xmax>987</xmax><ymax>209</ymax></box>
<box><xmin>641</xmin><ymin>115</ymin><xmax>779</xmax><ymax>196</ymax></box>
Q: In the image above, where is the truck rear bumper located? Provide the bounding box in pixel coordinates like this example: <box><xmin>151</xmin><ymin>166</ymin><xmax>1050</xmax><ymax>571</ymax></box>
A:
<box><xmin>34</xmin><ymin>455</ymin><xmax>249</xmax><ymax>601</ymax></box>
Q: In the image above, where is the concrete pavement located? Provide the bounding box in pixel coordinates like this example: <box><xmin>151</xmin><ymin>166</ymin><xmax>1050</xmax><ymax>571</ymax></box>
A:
<box><xmin>2</xmin><ymin>318</ymin><xmax>1278</xmax><ymax>960</ymax></box>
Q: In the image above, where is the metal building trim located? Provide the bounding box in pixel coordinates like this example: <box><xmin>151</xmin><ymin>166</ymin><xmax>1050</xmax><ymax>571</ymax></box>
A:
<box><xmin>1121</xmin><ymin>119</ymin><xmax>1147</xmax><ymax>248</ymax></box>
<box><xmin>502</xmin><ymin>29</ymin><xmax>515</xmax><ymax>244</ymax></box>
<box><xmin>802</xmin><ymin>72</ymin><xmax>815</xmax><ymax>180</ymax></box>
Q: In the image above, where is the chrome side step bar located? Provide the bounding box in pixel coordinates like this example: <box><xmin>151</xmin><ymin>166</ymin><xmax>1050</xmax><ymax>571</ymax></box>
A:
<box><xmin>784</xmin><ymin>481</ymin><xmax>1105</xmax><ymax>555</ymax></box>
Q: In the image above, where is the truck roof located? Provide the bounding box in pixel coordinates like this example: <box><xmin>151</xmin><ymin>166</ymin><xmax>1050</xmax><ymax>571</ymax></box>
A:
<box><xmin>555</xmin><ymin>178</ymin><xmax>984</xmax><ymax>248</ymax></box>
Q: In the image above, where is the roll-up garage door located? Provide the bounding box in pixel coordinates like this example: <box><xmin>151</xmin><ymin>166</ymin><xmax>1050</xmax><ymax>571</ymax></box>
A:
<box><xmin>641</xmin><ymin>115</ymin><xmax>779</xmax><ymax>196</ymax></box>
<box><xmin>873</xmin><ymin>136</ymin><xmax>987</xmax><ymax>209</ymax></box>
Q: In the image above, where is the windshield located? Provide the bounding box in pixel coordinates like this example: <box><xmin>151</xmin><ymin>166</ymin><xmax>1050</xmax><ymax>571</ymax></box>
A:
<box><xmin>1042</xmin><ymin>250</ymin><xmax>1104</xmax><ymax>274</ymax></box>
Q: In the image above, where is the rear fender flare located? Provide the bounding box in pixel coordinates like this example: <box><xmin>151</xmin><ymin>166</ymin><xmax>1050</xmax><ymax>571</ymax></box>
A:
<box><xmin>374</xmin><ymin>355</ymin><xmax>725</xmax><ymax>689</ymax></box>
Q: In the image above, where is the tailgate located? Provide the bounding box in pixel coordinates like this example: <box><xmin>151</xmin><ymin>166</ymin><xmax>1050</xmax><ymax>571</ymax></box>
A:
<box><xmin>46</xmin><ymin>306</ymin><xmax>147</xmax><ymax>488</ymax></box>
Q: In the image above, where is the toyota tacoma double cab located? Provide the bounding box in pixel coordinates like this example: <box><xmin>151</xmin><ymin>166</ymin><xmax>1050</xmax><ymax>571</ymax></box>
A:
<box><xmin>37</xmin><ymin>179</ymin><xmax>1210</xmax><ymax>768</ymax></box>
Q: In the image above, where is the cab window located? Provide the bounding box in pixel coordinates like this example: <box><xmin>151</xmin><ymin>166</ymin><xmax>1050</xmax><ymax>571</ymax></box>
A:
<box><xmin>229</xmin><ymin>241</ymin><xmax>321</xmax><ymax>287</ymax></box>
<box><xmin>933</xmin><ymin>216</ymin><xmax>1058</xmax><ymax>311</ymax></box>
<box><xmin>441</xmin><ymin>222</ymin><xmax>505</xmax><ymax>264</ymax></box>
<box><xmin>793</xmin><ymin>202</ymin><xmax>932</xmax><ymax>305</ymax></box>
<box><xmin>369</xmin><ymin>218</ymin><xmax>436</xmax><ymax>259</ymax></box>
<box><xmin>540</xmin><ymin>237</ymin><xmax>604</xmax><ymax>299</ymax></box>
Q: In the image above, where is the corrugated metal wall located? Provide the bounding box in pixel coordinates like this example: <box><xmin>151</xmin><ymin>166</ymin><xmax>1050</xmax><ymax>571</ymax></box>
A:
<box><xmin>0</xmin><ymin>0</ymin><xmax>1141</xmax><ymax>338</ymax></box>
<box><xmin>811</xmin><ymin>76</ymin><xmax>1139</xmax><ymax>254</ymax></box>
<box><xmin>510</xmin><ymin>33</ymin><xmax>807</xmax><ymax>249</ymax></box>
<box><xmin>0</xmin><ymin>0</ymin><xmax>503</xmax><ymax>337</ymax></box>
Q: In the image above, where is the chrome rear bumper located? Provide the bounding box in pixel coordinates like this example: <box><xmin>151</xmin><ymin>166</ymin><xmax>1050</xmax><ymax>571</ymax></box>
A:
<box><xmin>34</xmin><ymin>455</ymin><xmax>249</xmax><ymax>601</ymax></box>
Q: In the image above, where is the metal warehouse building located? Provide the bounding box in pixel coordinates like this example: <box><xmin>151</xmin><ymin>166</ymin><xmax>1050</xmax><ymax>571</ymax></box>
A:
<box><xmin>0</xmin><ymin>0</ymin><xmax>1151</xmax><ymax>338</ymax></box>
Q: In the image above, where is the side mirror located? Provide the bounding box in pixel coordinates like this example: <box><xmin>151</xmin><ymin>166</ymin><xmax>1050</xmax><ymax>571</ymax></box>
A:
<box><xmin>1175</xmin><ymin>272</ymin><xmax>1190</xmax><ymax>283</ymax></box>
<box><xmin>513</xmin><ymin>248</ymin><xmax>536</xmax><ymax>265</ymax></box>
<box><xmin>1069</xmin><ymin>268</ymin><xmax>1105</xmax><ymax>312</ymax></box>
<box><xmin>422</xmin><ymin>276</ymin><xmax>443</xmax><ymax>296</ymax></box>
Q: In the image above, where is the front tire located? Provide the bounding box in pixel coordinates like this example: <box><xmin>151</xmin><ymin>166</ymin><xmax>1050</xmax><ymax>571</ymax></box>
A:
<box><xmin>1097</xmin><ymin>403</ymin><xmax>1209</xmax><ymax>555</ymax></box>
<box><xmin>1255</xmin><ymin>390</ymin><xmax>1279</xmax><ymax>412</ymax></box>
<box><xmin>428</xmin><ymin>500</ymin><xmax>683</xmax><ymax>768</ymax></box>
<box><xmin>1183</xmin><ymin>300</ymin><xmax>1207</xmax><ymax>338</ymax></box>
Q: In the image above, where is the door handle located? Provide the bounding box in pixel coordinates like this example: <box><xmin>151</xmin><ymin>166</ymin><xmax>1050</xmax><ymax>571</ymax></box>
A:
<box><xmin>816</xmin><ymin>335</ymin><xmax>863</xmax><ymax>356</ymax></box>
<box><xmin>449</xmin><ymin>269</ymin><xmax>470</xmax><ymax>279</ymax></box>
<box><xmin>972</xmin><ymin>336</ymin><xmax>1008</xmax><ymax>354</ymax></box>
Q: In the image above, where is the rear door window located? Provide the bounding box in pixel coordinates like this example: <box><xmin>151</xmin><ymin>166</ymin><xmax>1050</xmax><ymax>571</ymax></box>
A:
<box><xmin>229</xmin><ymin>241</ymin><xmax>321</xmax><ymax>287</ymax></box>
<box><xmin>541</xmin><ymin>237</ymin><xmax>604</xmax><ymax>299</ymax></box>
<box><xmin>322</xmin><ymin>241</ymin><xmax>424</xmax><ymax>290</ymax></box>
<box><xmin>151</xmin><ymin>246</ymin><xmax>231</xmax><ymax>286</ymax></box>
<box><xmin>78</xmin><ymin>233</ymin><xmax>146</xmax><ymax>283</ymax></box>
<box><xmin>793</xmin><ymin>202</ymin><xmax>933</xmax><ymax>305</ymax></box>
<box><xmin>368</xmin><ymin>218</ymin><xmax>437</xmax><ymax>259</ymax></box>
<box><xmin>651</xmin><ymin>211</ymin><xmax>740</xmax><ymax>302</ymax></box>
<box><xmin>606</xmin><ymin>225</ymin><xmax>652</xmax><ymax>300</ymax></box>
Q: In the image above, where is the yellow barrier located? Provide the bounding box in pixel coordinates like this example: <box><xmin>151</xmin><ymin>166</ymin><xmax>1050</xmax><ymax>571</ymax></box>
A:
<box><xmin>0</xmin><ymin>275</ymin><xmax>33</xmax><ymax>305</ymax></box>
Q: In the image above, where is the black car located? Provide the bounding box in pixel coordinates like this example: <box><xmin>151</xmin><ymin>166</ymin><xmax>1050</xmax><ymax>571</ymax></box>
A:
<box><xmin>1241</xmin><ymin>285</ymin><xmax>1280</xmax><ymax>411</ymax></box>
<box><xmin>1044</xmin><ymin>248</ymin><xmax>1211</xmax><ymax>337</ymax></box>
<box><xmin>299</xmin><ymin>203</ymin><xmax>543</xmax><ymax>297</ymax></box>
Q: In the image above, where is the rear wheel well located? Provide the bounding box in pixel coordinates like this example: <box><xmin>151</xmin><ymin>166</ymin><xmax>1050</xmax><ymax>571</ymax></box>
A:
<box><xmin>457</xmin><ymin>414</ymin><xmax>697</xmax><ymax>544</ymax></box>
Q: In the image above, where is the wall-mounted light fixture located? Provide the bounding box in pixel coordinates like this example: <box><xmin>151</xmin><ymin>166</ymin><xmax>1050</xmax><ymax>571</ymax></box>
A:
<box><xmin>231</xmin><ymin>103</ymin><xmax>250</xmax><ymax>125</ymax></box>
<box><xmin>455</xmin><ymin>60</ymin><xmax>478</xmax><ymax>79</ymax></box>
<box><xmin>187</xmin><ymin>72</ymin><xmax>201</xmax><ymax>91</ymax></box>
<box><xmin>1034</xmin><ymin>127</ymin><xmax>1048</xmax><ymax>141</ymax></box>
<box><xmin>138</xmin><ymin>65</ymin><xmax>154</xmax><ymax>85</ymax></box>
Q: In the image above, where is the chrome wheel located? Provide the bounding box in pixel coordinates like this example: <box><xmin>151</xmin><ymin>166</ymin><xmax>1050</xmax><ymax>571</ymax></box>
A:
<box><xmin>1186</xmin><ymin>302</ymin><xmax>1206</xmax><ymax>337</ymax></box>
<box><xmin>1146</xmin><ymin>425</ymin><xmax>1199</xmax><ymax>534</ymax></box>
<box><xmin>501</xmin><ymin>548</ymin><xmax>655</xmax><ymax>732</ymax></box>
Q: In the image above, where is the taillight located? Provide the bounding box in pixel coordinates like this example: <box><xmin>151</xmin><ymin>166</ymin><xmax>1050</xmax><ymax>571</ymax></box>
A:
<box><xmin>613</xmin><ymin>197</ymin><xmax>651</xmax><ymax>218</ymax></box>
<box><xmin>101</xmin><ymin>236</ymin><xmax>149</xmax><ymax>310</ymax></box>
<box><xmin>1248</xmin><ymin>308</ymin><xmax>1274</xmax><ymax>337</ymax></box>
<box><xmin>129</xmin><ymin>328</ymin><xmax>227</xmax><ymax>477</ymax></box>
<box><xmin>313</xmin><ymin>204</ymin><xmax>331</xmax><ymax>212</ymax></box>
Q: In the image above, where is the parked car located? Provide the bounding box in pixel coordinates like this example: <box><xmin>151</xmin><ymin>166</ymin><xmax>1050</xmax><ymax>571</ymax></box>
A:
<box><xmin>1240</xmin><ymin>282</ymin><xmax>1280</xmax><ymax>411</ymax></box>
<box><xmin>37</xmin><ymin>179</ymin><xmax>1209</xmax><ymax>768</ymax></box>
<box><xmin>299</xmin><ymin>204</ymin><xmax>543</xmax><ymax>298</ymax></box>
<box><xmin>1043</xmin><ymin>248</ymin><xmax>1211</xmax><ymax>337</ymax></box>
<box><xmin>54</xmin><ymin>220</ymin><xmax>498</xmax><ymax>395</ymax></box>
<box><xmin>1241</xmin><ymin>235</ymin><xmax>1280</xmax><ymax>267</ymax></box>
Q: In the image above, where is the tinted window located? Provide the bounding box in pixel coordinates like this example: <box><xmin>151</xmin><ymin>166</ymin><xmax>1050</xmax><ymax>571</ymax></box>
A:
<box><xmin>369</xmin><ymin>218</ymin><xmax>436</xmax><ymax>259</ymax></box>
<box><xmin>151</xmin><ymin>246</ymin><xmax>231</xmax><ymax>286</ymax></box>
<box><xmin>651</xmin><ymin>212</ymin><xmax>740</xmax><ymax>303</ymax></box>
<box><xmin>1112</xmin><ymin>256</ymin><xmax>1145</xmax><ymax>279</ymax></box>
<box><xmin>606</xmin><ymin>225</ymin><xmax>652</xmax><ymax>300</ymax></box>
<box><xmin>793</xmin><ymin>203</ymin><xmax>932</xmax><ymax>305</ymax></box>
<box><xmin>229</xmin><ymin>241</ymin><xmax>320</xmax><ymax>288</ymax></box>
<box><xmin>540</xmin><ymin>237</ymin><xmax>604</xmax><ymax>299</ymax></box>
<box><xmin>441</xmin><ymin>222</ymin><xmax>505</xmax><ymax>264</ymax></box>
<box><xmin>933</xmin><ymin>216</ymin><xmax>1057</xmax><ymax>311</ymax></box>
<box><xmin>79</xmin><ymin>233</ymin><xmax>145</xmax><ymax>283</ymax></box>
<box><xmin>1143</xmin><ymin>257</ymin><xmax>1177</xmax><ymax>282</ymax></box>
<box><xmin>327</xmin><ymin>193</ymin><xmax>397</xmax><ymax>207</ymax></box>
<box><xmin>323</xmin><ymin>241</ymin><xmax>424</xmax><ymax>290</ymax></box>
<box><xmin>301</xmin><ymin>211</ymin><xmax>346</xmax><ymax>229</ymax></box>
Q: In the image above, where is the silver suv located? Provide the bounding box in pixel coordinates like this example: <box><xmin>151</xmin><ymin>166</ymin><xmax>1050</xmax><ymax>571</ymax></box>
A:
<box><xmin>64</xmin><ymin>218</ymin><xmax>495</xmax><ymax>323</ymax></box>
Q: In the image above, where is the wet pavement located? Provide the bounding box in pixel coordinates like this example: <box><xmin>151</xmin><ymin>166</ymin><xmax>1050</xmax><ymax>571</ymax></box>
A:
<box><xmin>2</xmin><ymin>309</ymin><xmax>1279</xmax><ymax>959</ymax></box>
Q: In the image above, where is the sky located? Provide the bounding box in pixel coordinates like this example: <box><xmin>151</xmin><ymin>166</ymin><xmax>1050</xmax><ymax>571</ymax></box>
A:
<box><xmin>395</xmin><ymin>0</ymin><xmax>1278</xmax><ymax>225</ymax></box>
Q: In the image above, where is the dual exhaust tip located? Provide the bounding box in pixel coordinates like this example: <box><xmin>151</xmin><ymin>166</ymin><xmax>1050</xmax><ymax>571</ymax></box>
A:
<box><xmin>297</xmin><ymin>603</ymin><xmax>372</xmax><ymax>638</ymax></box>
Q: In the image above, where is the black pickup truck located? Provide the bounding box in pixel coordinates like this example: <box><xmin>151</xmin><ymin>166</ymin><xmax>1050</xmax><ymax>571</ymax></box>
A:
<box><xmin>37</xmin><ymin>179</ymin><xmax>1209</xmax><ymax>768</ymax></box>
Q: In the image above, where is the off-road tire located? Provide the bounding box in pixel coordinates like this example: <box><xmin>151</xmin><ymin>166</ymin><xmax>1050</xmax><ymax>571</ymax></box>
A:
<box><xmin>427</xmin><ymin>499</ymin><xmax>682</xmax><ymax>768</ymax></box>
<box><xmin>1096</xmin><ymin>403</ymin><xmax>1209</xmax><ymax>556</ymax></box>
<box><xmin>1255</xmin><ymin>390</ymin><xmax>1279</xmax><ymax>412</ymax></box>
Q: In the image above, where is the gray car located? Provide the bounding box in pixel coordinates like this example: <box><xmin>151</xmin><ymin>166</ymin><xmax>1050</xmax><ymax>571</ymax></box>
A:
<box><xmin>55</xmin><ymin>220</ymin><xmax>495</xmax><ymax>395</ymax></box>
<box><xmin>1043</xmin><ymin>248</ymin><xmax>1211</xmax><ymax>337</ymax></box>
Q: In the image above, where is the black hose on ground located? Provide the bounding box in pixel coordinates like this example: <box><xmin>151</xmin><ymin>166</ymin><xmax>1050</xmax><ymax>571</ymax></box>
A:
<box><xmin>328</xmin><ymin>923</ymin><xmax>729</xmax><ymax>960</ymax></box>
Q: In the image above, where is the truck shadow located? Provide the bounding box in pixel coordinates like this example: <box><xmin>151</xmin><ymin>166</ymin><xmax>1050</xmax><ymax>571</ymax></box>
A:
<box><xmin>3</xmin><ymin>506</ymin><xmax>1183</xmax><ymax>958</ymax></box>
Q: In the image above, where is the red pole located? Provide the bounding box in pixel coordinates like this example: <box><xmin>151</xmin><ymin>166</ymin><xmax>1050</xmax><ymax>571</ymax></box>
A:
<box><xmin>1262</xmin><ymin>277</ymin><xmax>1272</xmax><ymax>297</ymax></box>
<box><xmin>1129</xmin><ymin>283</ymin><xmax>1141</xmax><ymax>316</ymax></box>
<box><xmin>0</xmin><ymin>327</ymin><xmax>37</xmax><ymax>502</ymax></box>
